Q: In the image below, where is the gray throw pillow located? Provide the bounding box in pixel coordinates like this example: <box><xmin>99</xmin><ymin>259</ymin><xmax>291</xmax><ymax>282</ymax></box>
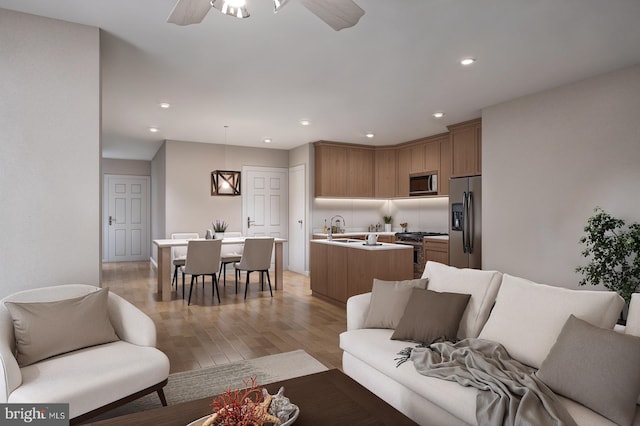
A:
<box><xmin>391</xmin><ymin>289</ymin><xmax>471</xmax><ymax>344</ymax></box>
<box><xmin>536</xmin><ymin>315</ymin><xmax>640</xmax><ymax>426</ymax></box>
<box><xmin>5</xmin><ymin>288</ymin><xmax>119</xmax><ymax>366</ymax></box>
<box><xmin>363</xmin><ymin>278</ymin><xmax>428</xmax><ymax>329</ymax></box>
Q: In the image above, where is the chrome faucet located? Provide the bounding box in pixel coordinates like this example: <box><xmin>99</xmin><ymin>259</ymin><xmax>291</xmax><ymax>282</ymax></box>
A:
<box><xmin>330</xmin><ymin>215</ymin><xmax>346</xmax><ymax>234</ymax></box>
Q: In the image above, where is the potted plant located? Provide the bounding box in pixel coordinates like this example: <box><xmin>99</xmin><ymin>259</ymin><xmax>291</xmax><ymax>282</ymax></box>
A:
<box><xmin>213</xmin><ymin>220</ymin><xmax>228</xmax><ymax>239</ymax></box>
<box><xmin>576</xmin><ymin>207</ymin><xmax>640</xmax><ymax>318</ymax></box>
<box><xmin>383</xmin><ymin>215</ymin><xmax>393</xmax><ymax>233</ymax></box>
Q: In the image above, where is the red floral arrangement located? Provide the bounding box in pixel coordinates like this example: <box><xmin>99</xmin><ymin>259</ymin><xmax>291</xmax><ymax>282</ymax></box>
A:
<box><xmin>204</xmin><ymin>377</ymin><xmax>279</xmax><ymax>426</ymax></box>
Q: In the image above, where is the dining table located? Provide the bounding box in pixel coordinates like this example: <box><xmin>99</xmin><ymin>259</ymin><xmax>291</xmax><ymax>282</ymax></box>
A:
<box><xmin>152</xmin><ymin>237</ymin><xmax>287</xmax><ymax>302</ymax></box>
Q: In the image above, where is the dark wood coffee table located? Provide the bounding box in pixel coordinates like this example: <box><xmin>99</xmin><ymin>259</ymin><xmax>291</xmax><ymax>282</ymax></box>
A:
<box><xmin>89</xmin><ymin>369</ymin><xmax>417</xmax><ymax>425</ymax></box>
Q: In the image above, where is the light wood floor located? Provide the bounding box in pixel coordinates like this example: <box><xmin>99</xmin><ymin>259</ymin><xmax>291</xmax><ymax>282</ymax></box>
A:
<box><xmin>102</xmin><ymin>262</ymin><xmax>347</xmax><ymax>374</ymax></box>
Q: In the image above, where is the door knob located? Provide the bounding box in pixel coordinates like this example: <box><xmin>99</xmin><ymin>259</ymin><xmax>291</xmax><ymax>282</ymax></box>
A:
<box><xmin>297</xmin><ymin>220</ymin><xmax>303</xmax><ymax>224</ymax></box>
<box><xmin>109</xmin><ymin>216</ymin><xmax>114</xmax><ymax>225</ymax></box>
<box><xmin>247</xmin><ymin>217</ymin><xmax>256</xmax><ymax>229</ymax></box>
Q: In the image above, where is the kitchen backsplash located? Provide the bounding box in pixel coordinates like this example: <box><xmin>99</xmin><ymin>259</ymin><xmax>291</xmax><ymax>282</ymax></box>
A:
<box><xmin>312</xmin><ymin>197</ymin><xmax>449</xmax><ymax>233</ymax></box>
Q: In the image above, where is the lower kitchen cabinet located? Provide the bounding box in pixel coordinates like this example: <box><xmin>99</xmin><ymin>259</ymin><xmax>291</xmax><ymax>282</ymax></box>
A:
<box><xmin>310</xmin><ymin>241</ymin><xmax>413</xmax><ymax>305</ymax></box>
<box><xmin>424</xmin><ymin>238</ymin><xmax>449</xmax><ymax>266</ymax></box>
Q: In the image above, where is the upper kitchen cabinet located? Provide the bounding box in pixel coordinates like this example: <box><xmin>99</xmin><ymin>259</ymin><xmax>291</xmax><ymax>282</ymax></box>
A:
<box><xmin>439</xmin><ymin>136</ymin><xmax>451</xmax><ymax>195</ymax></box>
<box><xmin>397</xmin><ymin>135</ymin><xmax>446</xmax><ymax>197</ymax></box>
<box><xmin>448</xmin><ymin>118</ymin><xmax>482</xmax><ymax>178</ymax></box>
<box><xmin>315</xmin><ymin>142</ymin><xmax>348</xmax><ymax>197</ymax></box>
<box><xmin>314</xmin><ymin>141</ymin><xmax>374</xmax><ymax>197</ymax></box>
<box><xmin>374</xmin><ymin>148</ymin><xmax>396</xmax><ymax>198</ymax></box>
<box><xmin>348</xmin><ymin>147</ymin><xmax>374</xmax><ymax>197</ymax></box>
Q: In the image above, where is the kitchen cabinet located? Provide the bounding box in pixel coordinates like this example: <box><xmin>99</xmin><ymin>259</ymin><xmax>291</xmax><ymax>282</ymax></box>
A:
<box><xmin>310</xmin><ymin>240</ymin><xmax>413</xmax><ymax>305</ymax></box>
<box><xmin>424</xmin><ymin>238</ymin><xmax>449</xmax><ymax>266</ymax></box>
<box><xmin>439</xmin><ymin>136</ymin><xmax>451</xmax><ymax>195</ymax></box>
<box><xmin>396</xmin><ymin>147</ymin><xmax>411</xmax><ymax>196</ymax></box>
<box><xmin>449</xmin><ymin>118</ymin><xmax>481</xmax><ymax>178</ymax></box>
<box><xmin>315</xmin><ymin>143</ymin><xmax>348</xmax><ymax>197</ymax></box>
<box><xmin>314</xmin><ymin>142</ymin><xmax>374</xmax><ymax>197</ymax></box>
<box><xmin>374</xmin><ymin>148</ymin><xmax>396</xmax><ymax>198</ymax></box>
<box><xmin>348</xmin><ymin>148</ymin><xmax>374</xmax><ymax>197</ymax></box>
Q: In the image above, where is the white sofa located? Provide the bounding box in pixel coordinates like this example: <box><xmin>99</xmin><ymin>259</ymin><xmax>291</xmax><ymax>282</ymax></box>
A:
<box><xmin>0</xmin><ymin>285</ymin><xmax>170</xmax><ymax>424</ymax></box>
<box><xmin>340</xmin><ymin>261</ymin><xmax>640</xmax><ymax>426</ymax></box>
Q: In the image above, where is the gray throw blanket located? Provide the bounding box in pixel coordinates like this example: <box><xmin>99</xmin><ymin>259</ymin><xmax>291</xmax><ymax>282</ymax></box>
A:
<box><xmin>406</xmin><ymin>338</ymin><xmax>577</xmax><ymax>426</ymax></box>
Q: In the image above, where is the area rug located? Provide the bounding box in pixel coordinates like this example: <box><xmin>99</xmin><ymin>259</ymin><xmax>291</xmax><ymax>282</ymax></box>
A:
<box><xmin>91</xmin><ymin>350</ymin><xmax>328</xmax><ymax>421</ymax></box>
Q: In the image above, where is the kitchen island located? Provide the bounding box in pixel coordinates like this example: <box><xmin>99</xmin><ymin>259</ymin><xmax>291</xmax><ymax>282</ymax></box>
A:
<box><xmin>310</xmin><ymin>239</ymin><xmax>413</xmax><ymax>305</ymax></box>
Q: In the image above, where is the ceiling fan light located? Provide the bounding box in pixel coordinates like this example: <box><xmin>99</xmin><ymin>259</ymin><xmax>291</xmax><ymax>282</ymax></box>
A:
<box><xmin>212</xmin><ymin>0</ymin><xmax>250</xmax><ymax>19</ymax></box>
<box><xmin>273</xmin><ymin>0</ymin><xmax>290</xmax><ymax>13</ymax></box>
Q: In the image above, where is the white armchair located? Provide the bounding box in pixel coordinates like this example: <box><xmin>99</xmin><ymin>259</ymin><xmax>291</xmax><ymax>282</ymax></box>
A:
<box><xmin>0</xmin><ymin>284</ymin><xmax>170</xmax><ymax>424</ymax></box>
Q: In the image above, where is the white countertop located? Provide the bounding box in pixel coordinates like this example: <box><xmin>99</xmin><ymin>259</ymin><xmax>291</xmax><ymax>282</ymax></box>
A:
<box><xmin>310</xmin><ymin>239</ymin><xmax>413</xmax><ymax>251</ymax></box>
<box><xmin>312</xmin><ymin>231</ymin><xmax>397</xmax><ymax>237</ymax></box>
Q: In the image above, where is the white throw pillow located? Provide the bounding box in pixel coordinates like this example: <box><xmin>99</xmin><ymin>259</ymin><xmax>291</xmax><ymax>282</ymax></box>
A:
<box><xmin>363</xmin><ymin>278</ymin><xmax>428</xmax><ymax>329</ymax></box>
<box><xmin>478</xmin><ymin>274</ymin><xmax>624</xmax><ymax>368</ymax></box>
<box><xmin>422</xmin><ymin>261</ymin><xmax>502</xmax><ymax>339</ymax></box>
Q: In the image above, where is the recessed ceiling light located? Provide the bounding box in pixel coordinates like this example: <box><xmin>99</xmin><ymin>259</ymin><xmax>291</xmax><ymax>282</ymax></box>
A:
<box><xmin>263</xmin><ymin>138</ymin><xmax>272</xmax><ymax>143</ymax></box>
<box><xmin>159</xmin><ymin>102</ymin><xmax>171</xmax><ymax>109</ymax></box>
<box><xmin>149</xmin><ymin>127</ymin><xmax>159</xmax><ymax>133</ymax></box>
<box><xmin>300</xmin><ymin>119</ymin><xmax>311</xmax><ymax>126</ymax></box>
<box><xmin>460</xmin><ymin>57</ymin><xmax>476</xmax><ymax>66</ymax></box>
<box><xmin>432</xmin><ymin>112</ymin><xmax>445</xmax><ymax>118</ymax></box>
<box><xmin>365</xmin><ymin>132</ymin><xmax>375</xmax><ymax>138</ymax></box>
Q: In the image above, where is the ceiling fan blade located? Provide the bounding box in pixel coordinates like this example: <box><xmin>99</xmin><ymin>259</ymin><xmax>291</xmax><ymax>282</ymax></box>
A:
<box><xmin>167</xmin><ymin>0</ymin><xmax>212</xmax><ymax>26</ymax></box>
<box><xmin>299</xmin><ymin>0</ymin><xmax>365</xmax><ymax>31</ymax></box>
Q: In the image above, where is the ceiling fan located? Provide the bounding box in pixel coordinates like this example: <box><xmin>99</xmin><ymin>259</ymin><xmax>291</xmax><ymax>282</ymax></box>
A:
<box><xmin>167</xmin><ymin>0</ymin><xmax>365</xmax><ymax>31</ymax></box>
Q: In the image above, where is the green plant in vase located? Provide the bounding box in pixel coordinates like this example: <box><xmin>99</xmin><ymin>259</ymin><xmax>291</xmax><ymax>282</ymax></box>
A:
<box><xmin>576</xmin><ymin>207</ymin><xmax>640</xmax><ymax>309</ymax></box>
<box><xmin>383</xmin><ymin>215</ymin><xmax>393</xmax><ymax>232</ymax></box>
<box><xmin>213</xmin><ymin>220</ymin><xmax>228</xmax><ymax>238</ymax></box>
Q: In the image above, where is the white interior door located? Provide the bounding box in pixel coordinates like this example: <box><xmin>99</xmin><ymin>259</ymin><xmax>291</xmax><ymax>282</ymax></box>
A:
<box><xmin>288</xmin><ymin>165</ymin><xmax>306</xmax><ymax>274</ymax></box>
<box><xmin>104</xmin><ymin>175</ymin><xmax>150</xmax><ymax>262</ymax></box>
<box><xmin>242</xmin><ymin>167</ymin><xmax>288</xmax><ymax>268</ymax></box>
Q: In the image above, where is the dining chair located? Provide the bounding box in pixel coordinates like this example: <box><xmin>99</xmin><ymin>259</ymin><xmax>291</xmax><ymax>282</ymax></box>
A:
<box><xmin>171</xmin><ymin>232</ymin><xmax>199</xmax><ymax>290</ymax></box>
<box><xmin>233</xmin><ymin>238</ymin><xmax>275</xmax><ymax>299</ymax></box>
<box><xmin>181</xmin><ymin>239</ymin><xmax>222</xmax><ymax>305</ymax></box>
<box><xmin>218</xmin><ymin>231</ymin><xmax>244</xmax><ymax>291</ymax></box>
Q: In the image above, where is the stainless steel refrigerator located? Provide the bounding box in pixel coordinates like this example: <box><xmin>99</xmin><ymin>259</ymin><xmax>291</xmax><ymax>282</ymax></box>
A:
<box><xmin>449</xmin><ymin>176</ymin><xmax>481</xmax><ymax>269</ymax></box>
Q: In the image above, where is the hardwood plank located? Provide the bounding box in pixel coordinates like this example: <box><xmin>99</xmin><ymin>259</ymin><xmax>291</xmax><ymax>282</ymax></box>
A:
<box><xmin>102</xmin><ymin>262</ymin><xmax>347</xmax><ymax>374</ymax></box>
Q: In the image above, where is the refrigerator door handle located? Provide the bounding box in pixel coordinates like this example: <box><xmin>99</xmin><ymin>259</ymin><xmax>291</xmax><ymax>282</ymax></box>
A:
<box><xmin>462</xmin><ymin>191</ymin><xmax>468</xmax><ymax>253</ymax></box>
<box><xmin>468</xmin><ymin>191</ymin><xmax>474</xmax><ymax>253</ymax></box>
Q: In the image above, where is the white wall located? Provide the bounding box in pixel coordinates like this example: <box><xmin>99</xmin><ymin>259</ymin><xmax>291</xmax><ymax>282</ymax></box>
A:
<box><xmin>149</xmin><ymin>140</ymin><xmax>289</xmax><ymax>261</ymax></box>
<box><xmin>483</xmin><ymin>64</ymin><xmax>640</xmax><ymax>288</ymax></box>
<box><xmin>102</xmin><ymin>158</ymin><xmax>151</xmax><ymax>176</ymax></box>
<box><xmin>151</xmin><ymin>143</ymin><xmax>167</xmax><ymax>261</ymax></box>
<box><xmin>0</xmin><ymin>9</ymin><xmax>101</xmax><ymax>296</ymax></box>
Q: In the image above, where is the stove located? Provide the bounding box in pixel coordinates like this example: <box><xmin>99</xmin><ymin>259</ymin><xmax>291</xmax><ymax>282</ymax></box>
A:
<box><xmin>395</xmin><ymin>232</ymin><xmax>448</xmax><ymax>242</ymax></box>
<box><xmin>394</xmin><ymin>232</ymin><xmax>448</xmax><ymax>278</ymax></box>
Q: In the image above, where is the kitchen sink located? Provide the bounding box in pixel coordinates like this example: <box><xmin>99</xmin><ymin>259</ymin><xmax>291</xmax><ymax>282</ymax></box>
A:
<box><xmin>330</xmin><ymin>238</ymin><xmax>362</xmax><ymax>243</ymax></box>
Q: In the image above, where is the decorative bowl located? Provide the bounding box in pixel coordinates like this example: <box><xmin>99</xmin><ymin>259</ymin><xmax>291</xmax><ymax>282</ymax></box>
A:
<box><xmin>187</xmin><ymin>405</ymin><xmax>299</xmax><ymax>426</ymax></box>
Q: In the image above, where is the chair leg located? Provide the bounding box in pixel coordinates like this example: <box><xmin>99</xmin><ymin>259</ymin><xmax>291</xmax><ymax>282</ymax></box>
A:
<box><xmin>266</xmin><ymin>270</ymin><xmax>273</xmax><ymax>297</ymax></box>
<box><xmin>182</xmin><ymin>271</ymin><xmax>185</xmax><ymax>299</ymax></box>
<box><xmin>213</xmin><ymin>274</ymin><xmax>221</xmax><ymax>304</ymax></box>
<box><xmin>260</xmin><ymin>271</ymin><xmax>264</xmax><ymax>291</ymax></box>
<box><xmin>157</xmin><ymin>388</ymin><xmax>168</xmax><ymax>406</ymax></box>
<box><xmin>235</xmin><ymin>269</ymin><xmax>239</xmax><ymax>294</ymax></box>
<box><xmin>244</xmin><ymin>271</ymin><xmax>251</xmax><ymax>299</ymax></box>
<box><xmin>188</xmin><ymin>275</ymin><xmax>196</xmax><ymax>305</ymax></box>
<box><xmin>172</xmin><ymin>265</ymin><xmax>178</xmax><ymax>288</ymax></box>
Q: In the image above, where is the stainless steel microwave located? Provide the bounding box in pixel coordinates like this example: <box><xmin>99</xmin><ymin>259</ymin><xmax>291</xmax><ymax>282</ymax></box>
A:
<box><xmin>409</xmin><ymin>172</ymin><xmax>438</xmax><ymax>196</ymax></box>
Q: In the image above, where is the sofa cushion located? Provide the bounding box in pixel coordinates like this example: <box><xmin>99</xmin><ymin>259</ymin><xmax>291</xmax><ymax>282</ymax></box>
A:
<box><xmin>391</xmin><ymin>289</ymin><xmax>471</xmax><ymax>344</ymax></box>
<box><xmin>5</xmin><ymin>288</ymin><xmax>119</xmax><ymax>367</ymax></box>
<box><xmin>364</xmin><ymin>278</ymin><xmax>428</xmax><ymax>329</ymax></box>
<box><xmin>340</xmin><ymin>328</ymin><xmax>478</xmax><ymax>425</ymax></box>
<box><xmin>537</xmin><ymin>315</ymin><xmax>640</xmax><ymax>426</ymax></box>
<box><xmin>8</xmin><ymin>340</ymin><xmax>170</xmax><ymax>418</ymax></box>
<box><xmin>422</xmin><ymin>261</ymin><xmax>502</xmax><ymax>339</ymax></box>
<box><xmin>478</xmin><ymin>274</ymin><xmax>623</xmax><ymax>368</ymax></box>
